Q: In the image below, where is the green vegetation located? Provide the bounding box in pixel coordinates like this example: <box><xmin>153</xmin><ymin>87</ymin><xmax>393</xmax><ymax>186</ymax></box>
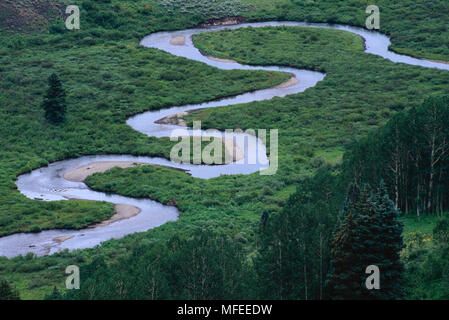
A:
<box><xmin>255</xmin><ymin>167</ymin><xmax>339</xmax><ymax>300</ymax></box>
<box><xmin>4</xmin><ymin>0</ymin><xmax>449</xmax><ymax>61</ymax></box>
<box><xmin>76</xmin><ymin>100</ymin><xmax>448</xmax><ymax>300</ymax></box>
<box><xmin>402</xmin><ymin>215</ymin><xmax>449</xmax><ymax>299</ymax></box>
<box><xmin>42</xmin><ymin>73</ymin><xmax>67</xmax><ymax>123</ymax></box>
<box><xmin>343</xmin><ymin>96</ymin><xmax>449</xmax><ymax>215</ymax></box>
<box><xmin>48</xmin><ymin>167</ymin><xmax>445</xmax><ymax>300</ymax></box>
<box><xmin>240</xmin><ymin>0</ymin><xmax>449</xmax><ymax>61</ymax></box>
<box><xmin>0</xmin><ymin>0</ymin><xmax>448</xmax><ymax>299</ymax></box>
<box><xmin>47</xmin><ymin>231</ymin><xmax>251</xmax><ymax>299</ymax></box>
<box><xmin>327</xmin><ymin>183</ymin><xmax>404</xmax><ymax>300</ymax></box>
<box><xmin>160</xmin><ymin>0</ymin><xmax>254</xmax><ymax>20</ymax></box>
<box><xmin>0</xmin><ymin>22</ymin><xmax>286</xmax><ymax>237</ymax></box>
<box><xmin>0</xmin><ymin>277</ymin><xmax>20</xmax><ymax>300</ymax></box>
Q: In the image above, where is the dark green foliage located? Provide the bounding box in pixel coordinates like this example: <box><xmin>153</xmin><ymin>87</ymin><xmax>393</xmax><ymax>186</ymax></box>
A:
<box><xmin>50</xmin><ymin>231</ymin><xmax>251</xmax><ymax>300</ymax></box>
<box><xmin>404</xmin><ymin>215</ymin><xmax>449</xmax><ymax>299</ymax></box>
<box><xmin>255</xmin><ymin>167</ymin><xmax>339</xmax><ymax>300</ymax></box>
<box><xmin>41</xmin><ymin>73</ymin><xmax>66</xmax><ymax>123</ymax></box>
<box><xmin>259</xmin><ymin>209</ymin><xmax>269</xmax><ymax>232</ymax></box>
<box><xmin>45</xmin><ymin>287</ymin><xmax>64</xmax><ymax>300</ymax></box>
<box><xmin>326</xmin><ymin>205</ymin><xmax>360</xmax><ymax>298</ymax></box>
<box><xmin>82</xmin><ymin>1</ymin><xmax>119</xmax><ymax>29</ymax></box>
<box><xmin>327</xmin><ymin>183</ymin><xmax>404</xmax><ymax>300</ymax></box>
<box><xmin>343</xmin><ymin>96</ymin><xmax>449</xmax><ymax>215</ymax></box>
<box><xmin>0</xmin><ymin>278</ymin><xmax>20</xmax><ymax>300</ymax></box>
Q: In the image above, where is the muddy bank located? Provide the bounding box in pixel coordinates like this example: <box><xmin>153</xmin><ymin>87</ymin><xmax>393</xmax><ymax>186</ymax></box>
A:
<box><xmin>275</xmin><ymin>75</ymin><xmax>299</xmax><ymax>88</ymax></box>
<box><xmin>64</xmin><ymin>161</ymin><xmax>145</xmax><ymax>182</ymax></box>
<box><xmin>90</xmin><ymin>204</ymin><xmax>142</xmax><ymax>228</ymax></box>
<box><xmin>206</xmin><ymin>55</ymin><xmax>237</xmax><ymax>63</ymax></box>
<box><xmin>426</xmin><ymin>58</ymin><xmax>449</xmax><ymax>65</ymax></box>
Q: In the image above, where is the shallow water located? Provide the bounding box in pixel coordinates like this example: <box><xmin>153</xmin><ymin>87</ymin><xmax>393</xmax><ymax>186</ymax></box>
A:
<box><xmin>1</xmin><ymin>21</ymin><xmax>448</xmax><ymax>258</ymax></box>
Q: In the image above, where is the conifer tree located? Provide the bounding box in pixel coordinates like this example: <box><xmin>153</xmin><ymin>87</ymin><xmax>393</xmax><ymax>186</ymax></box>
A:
<box><xmin>327</xmin><ymin>183</ymin><xmax>404</xmax><ymax>299</ymax></box>
<box><xmin>327</xmin><ymin>184</ymin><xmax>372</xmax><ymax>299</ymax></box>
<box><xmin>369</xmin><ymin>182</ymin><xmax>405</xmax><ymax>299</ymax></box>
<box><xmin>41</xmin><ymin>73</ymin><xmax>67</xmax><ymax>123</ymax></box>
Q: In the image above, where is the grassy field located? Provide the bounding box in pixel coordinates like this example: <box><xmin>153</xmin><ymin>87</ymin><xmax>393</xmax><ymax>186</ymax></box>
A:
<box><xmin>0</xmin><ymin>0</ymin><xmax>448</xmax><ymax>299</ymax></box>
<box><xmin>0</xmin><ymin>30</ymin><xmax>288</xmax><ymax>237</ymax></box>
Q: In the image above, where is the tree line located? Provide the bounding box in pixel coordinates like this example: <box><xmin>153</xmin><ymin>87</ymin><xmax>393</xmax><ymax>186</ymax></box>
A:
<box><xmin>42</xmin><ymin>96</ymin><xmax>449</xmax><ymax>300</ymax></box>
<box><xmin>45</xmin><ymin>169</ymin><xmax>406</xmax><ymax>300</ymax></box>
<box><xmin>343</xmin><ymin>96</ymin><xmax>449</xmax><ymax>216</ymax></box>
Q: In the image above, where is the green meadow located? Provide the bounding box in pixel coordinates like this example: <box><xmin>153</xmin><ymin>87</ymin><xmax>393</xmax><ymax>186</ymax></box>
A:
<box><xmin>0</xmin><ymin>0</ymin><xmax>448</xmax><ymax>299</ymax></box>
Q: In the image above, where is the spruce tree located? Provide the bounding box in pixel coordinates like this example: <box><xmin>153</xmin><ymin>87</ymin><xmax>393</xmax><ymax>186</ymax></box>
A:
<box><xmin>327</xmin><ymin>184</ymin><xmax>372</xmax><ymax>299</ymax></box>
<box><xmin>41</xmin><ymin>73</ymin><xmax>66</xmax><ymax>123</ymax></box>
<box><xmin>327</xmin><ymin>183</ymin><xmax>404</xmax><ymax>300</ymax></box>
<box><xmin>369</xmin><ymin>181</ymin><xmax>405</xmax><ymax>299</ymax></box>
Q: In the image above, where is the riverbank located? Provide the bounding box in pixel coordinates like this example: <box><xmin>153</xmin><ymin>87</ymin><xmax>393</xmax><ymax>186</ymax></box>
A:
<box><xmin>64</xmin><ymin>161</ymin><xmax>145</xmax><ymax>182</ymax></box>
<box><xmin>91</xmin><ymin>204</ymin><xmax>141</xmax><ymax>228</ymax></box>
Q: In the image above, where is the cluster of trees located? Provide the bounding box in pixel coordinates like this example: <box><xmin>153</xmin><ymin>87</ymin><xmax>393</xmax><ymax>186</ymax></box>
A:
<box><xmin>47</xmin><ymin>168</ymin><xmax>405</xmax><ymax>300</ymax></box>
<box><xmin>327</xmin><ymin>182</ymin><xmax>404</xmax><ymax>299</ymax></box>
<box><xmin>46</xmin><ymin>96</ymin><xmax>449</xmax><ymax>300</ymax></box>
<box><xmin>255</xmin><ymin>168</ymin><xmax>340</xmax><ymax>300</ymax></box>
<box><xmin>343</xmin><ymin>96</ymin><xmax>449</xmax><ymax>215</ymax></box>
<box><xmin>48</xmin><ymin>231</ymin><xmax>251</xmax><ymax>300</ymax></box>
<box><xmin>257</xmin><ymin>174</ymin><xmax>405</xmax><ymax>300</ymax></box>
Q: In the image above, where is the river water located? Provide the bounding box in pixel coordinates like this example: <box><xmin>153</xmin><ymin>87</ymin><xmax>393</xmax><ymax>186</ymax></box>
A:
<box><xmin>0</xmin><ymin>21</ymin><xmax>447</xmax><ymax>258</ymax></box>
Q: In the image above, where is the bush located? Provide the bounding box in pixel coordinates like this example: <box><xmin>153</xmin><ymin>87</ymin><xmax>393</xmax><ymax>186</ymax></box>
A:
<box><xmin>433</xmin><ymin>219</ymin><xmax>449</xmax><ymax>246</ymax></box>
<box><xmin>0</xmin><ymin>278</ymin><xmax>20</xmax><ymax>300</ymax></box>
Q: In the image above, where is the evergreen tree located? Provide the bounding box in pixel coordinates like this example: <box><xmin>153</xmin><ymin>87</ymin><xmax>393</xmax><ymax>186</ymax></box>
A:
<box><xmin>363</xmin><ymin>182</ymin><xmax>405</xmax><ymax>299</ymax></box>
<box><xmin>0</xmin><ymin>278</ymin><xmax>20</xmax><ymax>300</ymax></box>
<box><xmin>326</xmin><ymin>185</ymin><xmax>372</xmax><ymax>299</ymax></box>
<box><xmin>327</xmin><ymin>183</ymin><xmax>404</xmax><ymax>300</ymax></box>
<box><xmin>41</xmin><ymin>73</ymin><xmax>67</xmax><ymax>123</ymax></box>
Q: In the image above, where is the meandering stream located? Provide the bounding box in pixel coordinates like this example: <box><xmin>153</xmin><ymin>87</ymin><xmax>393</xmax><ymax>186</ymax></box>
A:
<box><xmin>0</xmin><ymin>21</ymin><xmax>448</xmax><ymax>258</ymax></box>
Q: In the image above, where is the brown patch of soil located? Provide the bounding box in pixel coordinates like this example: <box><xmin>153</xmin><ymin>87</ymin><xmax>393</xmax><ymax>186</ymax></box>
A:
<box><xmin>64</xmin><ymin>162</ymin><xmax>146</xmax><ymax>182</ymax></box>
<box><xmin>170</xmin><ymin>35</ymin><xmax>186</xmax><ymax>45</ymax></box>
<box><xmin>274</xmin><ymin>75</ymin><xmax>299</xmax><ymax>88</ymax></box>
<box><xmin>0</xmin><ymin>0</ymin><xmax>65</xmax><ymax>31</ymax></box>
<box><xmin>53</xmin><ymin>235</ymin><xmax>75</xmax><ymax>243</ymax></box>
<box><xmin>89</xmin><ymin>204</ymin><xmax>142</xmax><ymax>228</ymax></box>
